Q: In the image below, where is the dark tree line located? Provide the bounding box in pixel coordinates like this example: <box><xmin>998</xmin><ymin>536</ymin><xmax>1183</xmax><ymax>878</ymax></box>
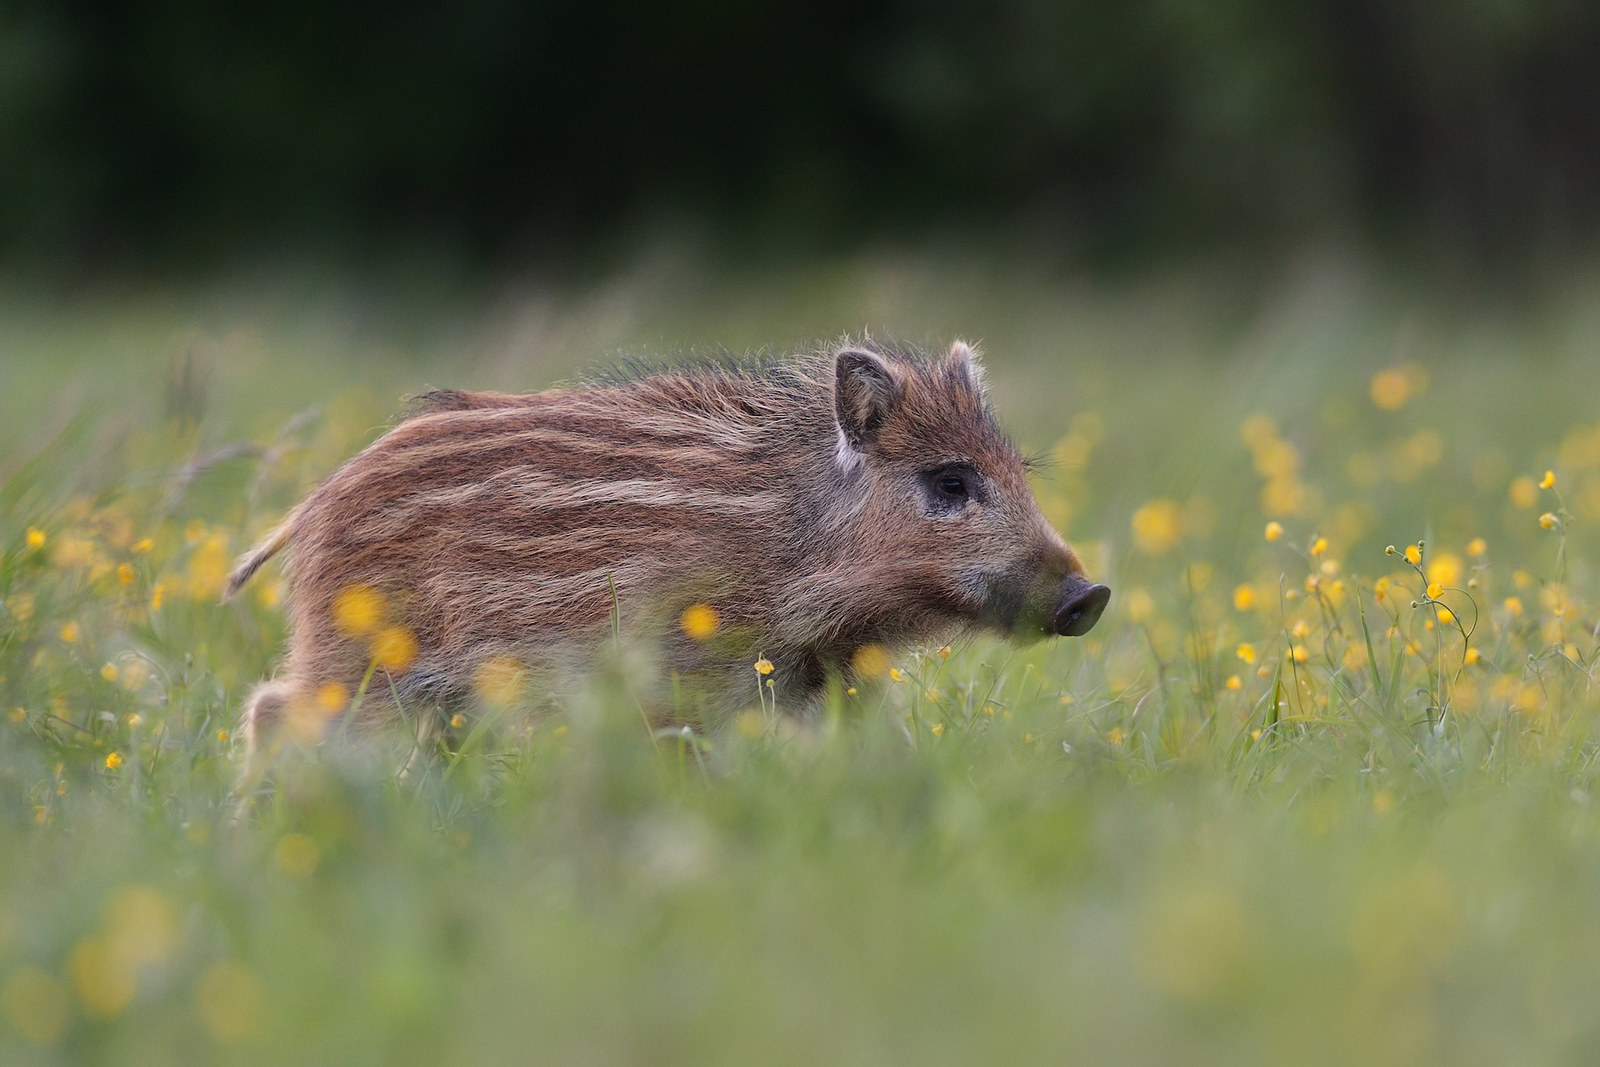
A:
<box><xmin>3</xmin><ymin>0</ymin><xmax>1597</xmax><ymax>269</ymax></box>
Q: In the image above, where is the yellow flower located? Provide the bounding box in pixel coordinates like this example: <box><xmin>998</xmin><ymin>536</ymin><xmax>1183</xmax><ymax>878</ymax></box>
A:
<box><xmin>474</xmin><ymin>656</ymin><xmax>525</xmax><ymax>707</ymax></box>
<box><xmin>130</xmin><ymin>538</ymin><xmax>154</xmax><ymax>555</ymax></box>
<box><xmin>25</xmin><ymin>527</ymin><xmax>45</xmax><ymax>550</ymax></box>
<box><xmin>1539</xmin><ymin>512</ymin><xmax>1559</xmax><ymax>529</ymax></box>
<box><xmin>314</xmin><ymin>682</ymin><xmax>349</xmax><ymax>713</ymax></box>
<box><xmin>116</xmin><ymin>563</ymin><xmax>136</xmax><ymax>585</ymax></box>
<box><xmin>930</xmin><ymin>723</ymin><xmax>945</xmax><ymax>738</ymax></box>
<box><xmin>1464</xmin><ymin>647</ymin><xmax>1481</xmax><ymax>665</ymax></box>
<box><xmin>754</xmin><ymin>658</ymin><xmax>775</xmax><ymax>676</ymax></box>
<box><xmin>273</xmin><ymin>834</ymin><xmax>320</xmax><ymax>878</ymax></box>
<box><xmin>1106</xmin><ymin>727</ymin><xmax>1125</xmax><ymax>746</ymax></box>
<box><xmin>1232</xmin><ymin>584</ymin><xmax>1255</xmax><ymax>611</ymax></box>
<box><xmin>104</xmin><ymin>752</ymin><xmax>123</xmax><ymax>770</ymax></box>
<box><xmin>332</xmin><ymin>584</ymin><xmax>385</xmax><ymax>637</ymax></box>
<box><xmin>1236</xmin><ymin>643</ymin><xmax>1256</xmax><ymax>664</ymax></box>
<box><xmin>7</xmin><ymin>707</ymin><xmax>24</xmax><ymax>723</ymax></box>
<box><xmin>1264</xmin><ymin>521</ymin><xmax>1284</xmax><ymax>542</ymax></box>
<box><xmin>59</xmin><ymin>621</ymin><xmax>79</xmax><ymax>644</ymax></box>
<box><xmin>150</xmin><ymin>582</ymin><xmax>166</xmax><ymax>611</ymax></box>
<box><xmin>1131</xmin><ymin>498</ymin><xmax>1183</xmax><ymax>555</ymax></box>
<box><xmin>1540</xmin><ymin>470</ymin><xmax>1556</xmax><ymax>489</ymax></box>
<box><xmin>1509</xmin><ymin>476</ymin><xmax>1538</xmax><ymax>508</ymax></box>
<box><xmin>1437</xmin><ymin>607</ymin><xmax>1455</xmax><ymax>625</ymax></box>
<box><xmin>99</xmin><ymin>663</ymin><xmax>119</xmax><ymax>683</ymax></box>
<box><xmin>1370</xmin><ymin>367</ymin><xmax>1412</xmax><ymax>410</ymax></box>
<box><xmin>1225</xmin><ymin>675</ymin><xmax>1242</xmax><ymax>691</ymax></box>
<box><xmin>1504</xmin><ymin>597</ymin><xmax>1524</xmax><ymax>617</ymax></box>
<box><xmin>217</xmin><ymin>730</ymin><xmax>230</xmax><ymax>742</ymax></box>
<box><xmin>888</xmin><ymin>667</ymin><xmax>905</xmax><ymax>682</ymax></box>
<box><xmin>194</xmin><ymin>961</ymin><xmax>263</xmax><ymax>1043</ymax></box>
<box><xmin>449</xmin><ymin>713</ymin><xmax>467</xmax><ymax>729</ymax></box>
<box><xmin>372</xmin><ymin>626</ymin><xmax>418</xmax><ymax>673</ymax></box>
<box><xmin>845</xmin><ymin>687</ymin><xmax>857</xmax><ymax>696</ymax></box>
<box><xmin>1404</xmin><ymin>544</ymin><xmax>1422</xmax><ymax>565</ymax></box>
<box><xmin>1426</xmin><ymin>582</ymin><xmax>1443</xmax><ymax>599</ymax></box>
<box><xmin>936</xmin><ymin>645</ymin><xmax>951</xmax><ymax>659</ymax></box>
<box><xmin>1288</xmin><ymin>645</ymin><xmax>1309</xmax><ymax>664</ymax></box>
<box><xmin>1309</xmin><ymin>536</ymin><xmax>1327</xmax><ymax>556</ymax></box>
<box><xmin>851</xmin><ymin>644</ymin><xmax>890</xmax><ymax>680</ymax></box>
<box><xmin>1466</xmin><ymin>537</ymin><xmax>1487</xmax><ymax>557</ymax></box>
<box><xmin>679</xmin><ymin>603</ymin><xmax>719</xmax><ymax>641</ymax></box>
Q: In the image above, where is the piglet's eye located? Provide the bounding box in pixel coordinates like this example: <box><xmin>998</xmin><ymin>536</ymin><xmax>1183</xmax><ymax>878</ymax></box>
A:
<box><xmin>936</xmin><ymin>473</ymin><xmax>969</xmax><ymax>499</ymax></box>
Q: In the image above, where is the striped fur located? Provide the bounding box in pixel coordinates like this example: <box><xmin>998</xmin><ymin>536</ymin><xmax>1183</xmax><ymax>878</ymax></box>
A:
<box><xmin>230</xmin><ymin>338</ymin><xmax>1100</xmax><ymax>751</ymax></box>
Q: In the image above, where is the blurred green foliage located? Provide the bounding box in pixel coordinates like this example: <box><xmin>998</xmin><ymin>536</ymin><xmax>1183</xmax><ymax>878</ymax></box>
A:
<box><xmin>2</xmin><ymin>0</ymin><xmax>1598</xmax><ymax>270</ymax></box>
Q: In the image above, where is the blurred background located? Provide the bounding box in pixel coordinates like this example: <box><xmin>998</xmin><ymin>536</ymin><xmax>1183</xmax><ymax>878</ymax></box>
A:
<box><xmin>3</xmin><ymin>0</ymin><xmax>1599</xmax><ymax>282</ymax></box>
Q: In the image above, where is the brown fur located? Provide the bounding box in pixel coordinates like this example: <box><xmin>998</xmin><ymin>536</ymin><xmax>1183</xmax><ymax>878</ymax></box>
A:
<box><xmin>228</xmin><ymin>338</ymin><xmax>1105</xmax><ymax>754</ymax></box>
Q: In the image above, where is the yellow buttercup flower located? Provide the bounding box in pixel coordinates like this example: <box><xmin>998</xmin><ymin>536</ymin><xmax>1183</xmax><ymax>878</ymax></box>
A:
<box><xmin>753</xmin><ymin>658</ymin><xmax>775</xmax><ymax>676</ymax></box>
<box><xmin>1539</xmin><ymin>512</ymin><xmax>1559</xmax><ymax>530</ymax></box>
<box><xmin>851</xmin><ymin>645</ymin><xmax>890</xmax><ymax>679</ymax></box>
<box><xmin>25</xmin><ymin>527</ymin><xmax>45</xmax><ymax>550</ymax></box>
<box><xmin>680</xmin><ymin>603</ymin><xmax>719</xmax><ymax>641</ymax></box>
<box><xmin>1264</xmin><ymin>521</ymin><xmax>1284</xmax><ymax>542</ymax></box>
<box><xmin>372</xmin><ymin>626</ymin><xmax>418</xmax><ymax>673</ymax></box>
<box><xmin>1426</xmin><ymin>583</ymin><xmax>1443</xmax><ymax>599</ymax></box>
<box><xmin>1540</xmin><ymin>470</ymin><xmax>1556</xmax><ymax>489</ymax></box>
<box><xmin>1404</xmin><ymin>544</ymin><xmax>1422</xmax><ymax>565</ymax></box>
<box><xmin>332</xmin><ymin>584</ymin><xmax>385</xmax><ymax>637</ymax></box>
<box><xmin>1236</xmin><ymin>643</ymin><xmax>1256</xmax><ymax>664</ymax></box>
<box><xmin>104</xmin><ymin>752</ymin><xmax>123</xmax><ymax>770</ymax></box>
<box><xmin>1370</xmin><ymin>367</ymin><xmax>1412</xmax><ymax>410</ymax></box>
<box><xmin>1233</xmin><ymin>584</ymin><xmax>1255</xmax><ymax>611</ymax></box>
<box><xmin>314</xmin><ymin>682</ymin><xmax>349</xmax><ymax>713</ymax></box>
<box><xmin>1131</xmin><ymin>498</ymin><xmax>1183</xmax><ymax>555</ymax></box>
<box><xmin>1225</xmin><ymin>675</ymin><xmax>1242</xmax><ymax>691</ymax></box>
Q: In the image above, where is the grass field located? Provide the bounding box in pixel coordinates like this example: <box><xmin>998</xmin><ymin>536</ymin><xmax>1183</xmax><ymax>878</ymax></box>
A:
<box><xmin>6</xmin><ymin>254</ymin><xmax>1600</xmax><ymax>1064</ymax></box>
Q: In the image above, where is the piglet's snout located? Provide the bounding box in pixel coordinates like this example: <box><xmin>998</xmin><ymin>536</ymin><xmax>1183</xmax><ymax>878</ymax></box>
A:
<box><xmin>1051</xmin><ymin>576</ymin><xmax>1110</xmax><ymax>637</ymax></box>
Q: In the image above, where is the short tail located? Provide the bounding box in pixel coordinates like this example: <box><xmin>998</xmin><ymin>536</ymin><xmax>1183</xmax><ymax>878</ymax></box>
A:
<box><xmin>224</xmin><ymin>513</ymin><xmax>297</xmax><ymax>601</ymax></box>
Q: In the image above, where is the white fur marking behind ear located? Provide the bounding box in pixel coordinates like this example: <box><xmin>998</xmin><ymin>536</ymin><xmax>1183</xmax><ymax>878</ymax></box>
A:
<box><xmin>834</xmin><ymin>425</ymin><xmax>863</xmax><ymax>473</ymax></box>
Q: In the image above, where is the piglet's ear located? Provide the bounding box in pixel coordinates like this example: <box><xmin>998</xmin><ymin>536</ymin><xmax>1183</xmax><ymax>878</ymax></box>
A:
<box><xmin>834</xmin><ymin>346</ymin><xmax>902</xmax><ymax>450</ymax></box>
<box><xmin>944</xmin><ymin>340</ymin><xmax>986</xmax><ymax>391</ymax></box>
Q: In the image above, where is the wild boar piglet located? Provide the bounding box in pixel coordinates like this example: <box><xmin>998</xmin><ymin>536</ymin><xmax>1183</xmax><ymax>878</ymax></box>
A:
<box><xmin>227</xmin><ymin>338</ymin><xmax>1109</xmax><ymax>752</ymax></box>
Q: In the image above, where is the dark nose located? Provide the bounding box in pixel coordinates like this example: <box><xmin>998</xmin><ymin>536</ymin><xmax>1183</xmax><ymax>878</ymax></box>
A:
<box><xmin>1052</xmin><ymin>580</ymin><xmax>1110</xmax><ymax>637</ymax></box>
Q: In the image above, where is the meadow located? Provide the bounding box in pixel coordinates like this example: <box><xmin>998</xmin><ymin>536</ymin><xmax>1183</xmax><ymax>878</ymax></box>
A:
<box><xmin>5</xmin><ymin>254</ymin><xmax>1600</xmax><ymax>1064</ymax></box>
